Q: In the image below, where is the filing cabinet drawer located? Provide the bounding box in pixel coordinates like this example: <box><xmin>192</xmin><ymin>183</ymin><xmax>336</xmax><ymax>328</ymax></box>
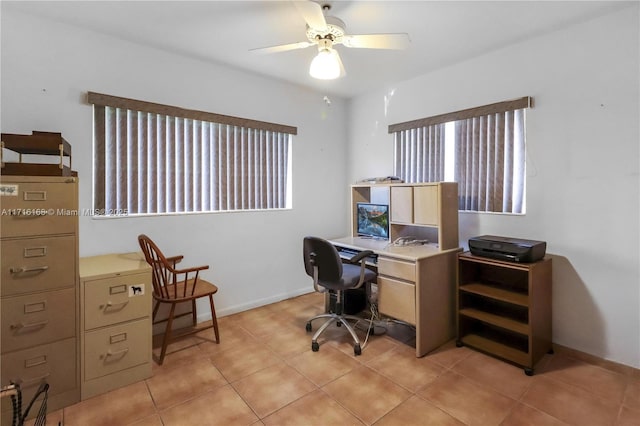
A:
<box><xmin>83</xmin><ymin>318</ymin><xmax>151</xmax><ymax>381</ymax></box>
<box><xmin>1</xmin><ymin>287</ymin><xmax>76</xmax><ymax>352</ymax></box>
<box><xmin>377</xmin><ymin>276</ymin><xmax>416</xmax><ymax>325</ymax></box>
<box><xmin>378</xmin><ymin>257</ymin><xmax>416</xmax><ymax>282</ymax></box>
<box><xmin>1</xmin><ymin>235</ymin><xmax>76</xmax><ymax>296</ymax></box>
<box><xmin>0</xmin><ymin>337</ymin><xmax>77</xmax><ymax>401</ymax></box>
<box><xmin>84</xmin><ymin>272</ymin><xmax>150</xmax><ymax>330</ymax></box>
<box><xmin>0</xmin><ymin>179</ymin><xmax>77</xmax><ymax>238</ymax></box>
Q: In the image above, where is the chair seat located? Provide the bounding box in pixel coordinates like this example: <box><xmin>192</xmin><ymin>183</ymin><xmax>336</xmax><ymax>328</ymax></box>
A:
<box><xmin>154</xmin><ymin>279</ymin><xmax>218</xmax><ymax>302</ymax></box>
<box><xmin>320</xmin><ymin>263</ymin><xmax>377</xmax><ymax>291</ymax></box>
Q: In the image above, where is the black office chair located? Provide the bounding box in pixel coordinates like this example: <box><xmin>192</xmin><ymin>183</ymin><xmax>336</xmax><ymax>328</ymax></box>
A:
<box><xmin>303</xmin><ymin>236</ymin><xmax>377</xmax><ymax>355</ymax></box>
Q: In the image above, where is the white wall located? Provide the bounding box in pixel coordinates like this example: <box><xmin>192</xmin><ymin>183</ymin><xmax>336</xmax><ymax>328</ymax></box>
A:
<box><xmin>1</xmin><ymin>9</ymin><xmax>350</xmax><ymax>317</ymax></box>
<box><xmin>348</xmin><ymin>5</ymin><xmax>640</xmax><ymax>368</ymax></box>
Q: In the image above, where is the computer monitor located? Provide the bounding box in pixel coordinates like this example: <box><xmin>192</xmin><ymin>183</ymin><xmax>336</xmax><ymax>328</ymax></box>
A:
<box><xmin>356</xmin><ymin>203</ymin><xmax>389</xmax><ymax>240</ymax></box>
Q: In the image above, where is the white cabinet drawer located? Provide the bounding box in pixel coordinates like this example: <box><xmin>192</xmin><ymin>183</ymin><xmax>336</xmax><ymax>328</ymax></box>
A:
<box><xmin>378</xmin><ymin>257</ymin><xmax>416</xmax><ymax>282</ymax></box>
<box><xmin>83</xmin><ymin>318</ymin><xmax>151</xmax><ymax>381</ymax></box>
<box><xmin>84</xmin><ymin>272</ymin><xmax>151</xmax><ymax>330</ymax></box>
<box><xmin>1</xmin><ymin>235</ymin><xmax>76</xmax><ymax>296</ymax></box>
<box><xmin>0</xmin><ymin>179</ymin><xmax>77</xmax><ymax>238</ymax></box>
<box><xmin>1</xmin><ymin>287</ymin><xmax>76</xmax><ymax>352</ymax></box>
<box><xmin>377</xmin><ymin>276</ymin><xmax>416</xmax><ymax>325</ymax></box>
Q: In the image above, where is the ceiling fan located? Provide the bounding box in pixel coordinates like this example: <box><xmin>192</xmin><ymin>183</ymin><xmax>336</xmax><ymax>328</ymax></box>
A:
<box><xmin>250</xmin><ymin>1</ymin><xmax>410</xmax><ymax>80</ymax></box>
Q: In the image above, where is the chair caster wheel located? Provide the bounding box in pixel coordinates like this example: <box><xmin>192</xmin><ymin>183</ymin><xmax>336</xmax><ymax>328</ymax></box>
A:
<box><xmin>524</xmin><ymin>368</ymin><xmax>534</xmax><ymax>376</ymax></box>
<box><xmin>354</xmin><ymin>344</ymin><xmax>361</xmax><ymax>356</ymax></box>
<box><xmin>305</xmin><ymin>322</ymin><xmax>312</xmax><ymax>332</ymax></box>
<box><xmin>455</xmin><ymin>340</ymin><xmax>463</xmax><ymax>347</ymax></box>
<box><xmin>336</xmin><ymin>322</ymin><xmax>342</xmax><ymax>327</ymax></box>
<box><xmin>312</xmin><ymin>341</ymin><xmax>319</xmax><ymax>352</ymax></box>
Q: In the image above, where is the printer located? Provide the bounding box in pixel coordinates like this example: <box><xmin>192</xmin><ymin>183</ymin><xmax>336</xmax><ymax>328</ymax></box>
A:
<box><xmin>468</xmin><ymin>235</ymin><xmax>546</xmax><ymax>263</ymax></box>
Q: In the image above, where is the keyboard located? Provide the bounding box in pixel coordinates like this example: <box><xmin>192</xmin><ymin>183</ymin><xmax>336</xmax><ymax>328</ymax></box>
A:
<box><xmin>335</xmin><ymin>245</ymin><xmax>378</xmax><ymax>264</ymax></box>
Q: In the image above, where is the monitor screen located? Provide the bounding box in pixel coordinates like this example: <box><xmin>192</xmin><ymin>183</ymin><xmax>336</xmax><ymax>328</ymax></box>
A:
<box><xmin>356</xmin><ymin>203</ymin><xmax>389</xmax><ymax>239</ymax></box>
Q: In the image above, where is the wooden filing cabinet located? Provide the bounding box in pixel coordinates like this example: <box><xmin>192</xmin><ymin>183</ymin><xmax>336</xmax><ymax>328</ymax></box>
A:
<box><xmin>0</xmin><ymin>176</ymin><xmax>80</xmax><ymax>422</ymax></box>
<box><xmin>79</xmin><ymin>253</ymin><xmax>152</xmax><ymax>400</ymax></box>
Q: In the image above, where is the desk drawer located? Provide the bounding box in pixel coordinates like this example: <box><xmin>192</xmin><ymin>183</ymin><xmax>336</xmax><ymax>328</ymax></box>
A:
<box><xmin>1</xmin><ymin>236</ymin><xmax>76</xmax><ymax>297</ymax></box>
<box><xmin>1</xmin><ymin>337</ymin><xmax>77</xmax><ymax>400</ymax></box>
<box><xmin>84</xmin><ymin>318</ymin><xmax>151</xmax><ymax>381</ymax></box>
<box><xmin>378</xmin><ymin>257</ymin><xmax>416</xmax><ymax>282</ymax></box>
<box><xmin>0</xmin><ymin>179</ymin><xmax>77</xmax><ymax>238</ymax></box>
<box><xmin>84</xmin><ymin>273</ymin><xmax>150</xmax><ymax>330</ymax></box>
<box><xmin>377</xmin><ymin>276</ymin><xmax>416</xmax><ymax>325</ymax></box>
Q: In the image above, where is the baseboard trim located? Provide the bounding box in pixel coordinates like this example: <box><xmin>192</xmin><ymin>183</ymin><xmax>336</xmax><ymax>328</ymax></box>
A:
<box><xmin>553</xmin><ymin>343</ymin><xmax>640</xmax><ymax>378</ymax></box>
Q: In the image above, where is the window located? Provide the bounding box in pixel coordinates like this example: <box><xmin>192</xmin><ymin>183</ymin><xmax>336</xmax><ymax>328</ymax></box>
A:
<box><xmin>390</xmin><ymin>97</ymin><xmax>530</xmax><ymax>214</ymax></box>
<box><xmin>88</xmin><ymin>92</ymin><xmax>296</xmax><ymax>216</ymax></box>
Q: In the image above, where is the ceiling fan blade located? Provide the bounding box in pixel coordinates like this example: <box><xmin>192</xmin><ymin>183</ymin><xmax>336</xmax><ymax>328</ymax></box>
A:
<box><xmin>293</xmin><ymin>1</ymin><xmax>327</xmax><ymax>31</ymax></box>
<box><xmin>342</xmin><ymin>33</ymin><xmax>411</xmax><ymax>50</ymax></box>
<box><xmin>250</xmin><ymin>41</ymin><xmax>315</xmax><ymax>54</ymax></box>
<box><xmin>335</xmin><ymin>50</ymin><xmax>346</xmax><ymax>77</ymax></box>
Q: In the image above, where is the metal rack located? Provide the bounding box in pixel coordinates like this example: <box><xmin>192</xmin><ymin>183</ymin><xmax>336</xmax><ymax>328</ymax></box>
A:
<box><xmin>1</xmin><ymin>382</ymin><xmax>50</xmax><ymax>426</ymax></box>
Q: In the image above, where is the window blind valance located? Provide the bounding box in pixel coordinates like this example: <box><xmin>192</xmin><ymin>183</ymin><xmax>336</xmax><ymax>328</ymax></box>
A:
<box><xmin>87</xmin><ymin>92</ymin><xmax>297</xmax><ymax>135</ymax></box>
<box><xmin>388</xmin><ymin>97</ymin><xmax>531</xmax><ymax>133</ymax></box>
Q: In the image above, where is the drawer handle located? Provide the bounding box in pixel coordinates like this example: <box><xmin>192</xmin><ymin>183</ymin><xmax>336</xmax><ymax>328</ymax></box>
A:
<box><xmin>102</xmin><ymin>300</ymin><xmax>129</xmax><ymax>311</ymax></box>
<box><xmin>20</xmin><ymin>374</ymin><xmax>51</xmax><ymax>388</ymax></box>
<box><xmin>101</xmin><ymin>348</ymin><xmax>129</xmax><ymax>362</ymax></box>
<box><xmin>9</xmin><ymin>265</ymin><xmax>49</xmax><ymax>274</ymax></box>
<box><xmin>10</xmin><ymin>320</ymin><xmax>49</xmax><ymax>331</ymax></box>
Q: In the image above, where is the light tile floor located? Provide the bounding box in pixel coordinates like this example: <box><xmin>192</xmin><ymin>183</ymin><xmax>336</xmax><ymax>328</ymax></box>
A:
<box><xmin>42</xmin><ymin>293</ymin><xmax>640</xmax><ymax>425</ymax></box>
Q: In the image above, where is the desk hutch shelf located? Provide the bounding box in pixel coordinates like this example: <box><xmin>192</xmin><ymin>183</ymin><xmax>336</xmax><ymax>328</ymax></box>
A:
<box><xmin>351</xmin><ymin>182</ymin><xmax>458</xmax><ymax>250</ymax></box>
<box><xmin>456</xmin><ymin>252</ymin><xmax>553</xmax><ymax>375</ymax></box>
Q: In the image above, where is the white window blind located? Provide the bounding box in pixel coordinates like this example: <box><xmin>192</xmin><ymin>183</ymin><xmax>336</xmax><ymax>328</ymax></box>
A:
<box><xmin>393</xmin><ymin>123</ymin><xmax>446</xmax><ymax>183</ymax></box>
<box><xmin>89</xmin><ymin>92</ymin><xmax>296</xmax><ymax>216</ymax></box>
<box><xmin>389</xmin><ymin>97</ymin><xmax>530</xmax><ymax>214</ymax></box>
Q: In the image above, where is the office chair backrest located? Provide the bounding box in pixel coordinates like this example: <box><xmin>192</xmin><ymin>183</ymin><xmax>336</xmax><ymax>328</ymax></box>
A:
<box><xmin>303</xmin><ymin>236</ymin><xmax>343</xmax><ymax>285</ymax></box>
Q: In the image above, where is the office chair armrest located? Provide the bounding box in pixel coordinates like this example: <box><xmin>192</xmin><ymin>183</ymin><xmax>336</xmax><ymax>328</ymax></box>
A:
<box><xmin>346</xmin><ymin>250</ymin><xmax>374</xmax><ymax>265</ymax></box>
<box><xmin>348</xmin><ymin>250</ymin><xmax>375</xmax><ymax>289</ymax></box>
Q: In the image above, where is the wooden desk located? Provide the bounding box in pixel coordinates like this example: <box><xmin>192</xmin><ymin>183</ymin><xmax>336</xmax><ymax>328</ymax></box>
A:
<box><xmin>329</xmin><ymin>236</ymin><xmax>461</xmax><ymax>357</ymax></box>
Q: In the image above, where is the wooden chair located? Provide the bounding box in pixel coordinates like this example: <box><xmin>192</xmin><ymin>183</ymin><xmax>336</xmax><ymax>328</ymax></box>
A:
<box><xmin>138</xmin><ymin>234</ymin><xmax>220</xmax><ymax>364</ymax></box>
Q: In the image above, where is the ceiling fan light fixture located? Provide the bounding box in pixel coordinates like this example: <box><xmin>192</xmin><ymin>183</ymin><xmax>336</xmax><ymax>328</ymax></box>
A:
<box><xmin>309</xmin><ymin>48</ymin><xmax>340</xmax><ymax>80</ymax></box>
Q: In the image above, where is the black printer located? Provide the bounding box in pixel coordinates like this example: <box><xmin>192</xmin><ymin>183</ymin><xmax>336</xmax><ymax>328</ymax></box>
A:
<box><xmin>468</xmin><ymin>235</ymin><xmax>546</xmax><ymax>263</ymax></box>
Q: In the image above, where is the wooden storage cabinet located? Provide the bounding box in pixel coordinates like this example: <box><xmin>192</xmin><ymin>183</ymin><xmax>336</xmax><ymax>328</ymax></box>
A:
<box><xmin>0</xmin><ymin>176</ymin><xmax>80</xmax><ymax>422</ymax></box>
<box><xmin>79</xmin><ymin>253</ymin><xmax>152</xmax><ymax>400</ymax></box>
<box><xmin>456</xmin><ymin>252</ymin><xmax>552</xmax><ymax>375</ymax></box>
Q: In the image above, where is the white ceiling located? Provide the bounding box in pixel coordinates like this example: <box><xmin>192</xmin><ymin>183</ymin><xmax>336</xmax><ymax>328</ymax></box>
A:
<box><xmin>2</xmin><ymin>1</ymin><xmax>630</xmax><ymax>98</ymax></box>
